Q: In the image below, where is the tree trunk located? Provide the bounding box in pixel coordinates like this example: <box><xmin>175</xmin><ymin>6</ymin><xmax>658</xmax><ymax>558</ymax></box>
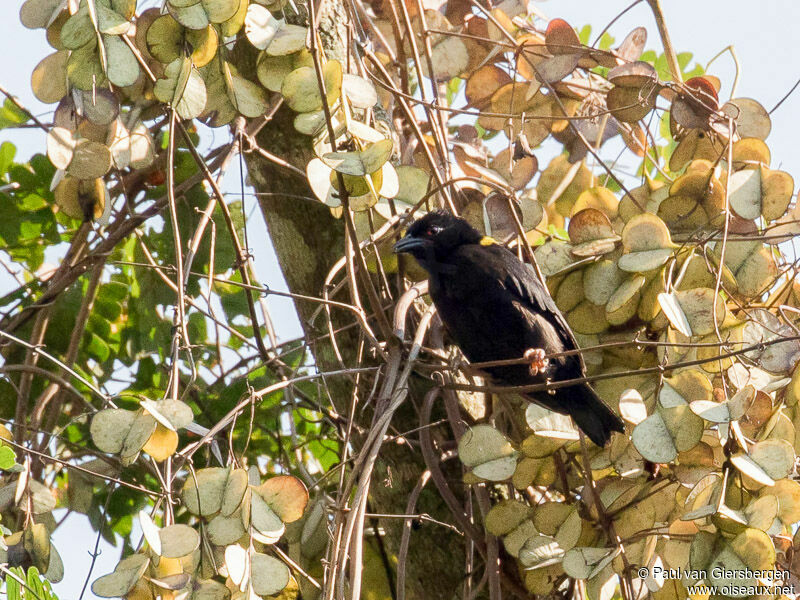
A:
<box><xmin>246</xmin><ymin>100</ymin><xmax>468</xmax><ymax>600</ymax></box>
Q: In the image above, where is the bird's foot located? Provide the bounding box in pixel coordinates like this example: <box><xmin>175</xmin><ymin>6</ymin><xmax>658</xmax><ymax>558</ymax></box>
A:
<box><xmin>523</xmin><ymin>348</ymin><xmax>549</xmax><ymax>376</ymax></box>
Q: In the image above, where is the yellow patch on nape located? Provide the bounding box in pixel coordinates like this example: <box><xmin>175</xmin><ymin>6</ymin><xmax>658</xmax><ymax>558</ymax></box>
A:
<box><xmin>479</xmin><ymin>236</ymin><xmax>498</xmax><ymax>246</ymax></box>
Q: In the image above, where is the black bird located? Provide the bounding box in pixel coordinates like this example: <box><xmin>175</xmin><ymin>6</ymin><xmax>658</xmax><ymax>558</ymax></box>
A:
<box><xmin>394</xmin><ymin>210</ymin><xmax>624</xmax><ymax>446</ymax></box>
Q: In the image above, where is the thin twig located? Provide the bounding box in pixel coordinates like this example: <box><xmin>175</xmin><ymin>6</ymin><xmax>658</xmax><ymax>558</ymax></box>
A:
<box><xmin>646</xmin><ymin>0</ymin><xmax>683</xmax><ymax>82</ymax></box>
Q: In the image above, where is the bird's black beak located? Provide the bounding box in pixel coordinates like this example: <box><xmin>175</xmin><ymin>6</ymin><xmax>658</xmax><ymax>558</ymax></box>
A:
<box><xmin>393</xmin><ymin>235</ymin><xmax>428</xmax><ymax>254</ymax></box>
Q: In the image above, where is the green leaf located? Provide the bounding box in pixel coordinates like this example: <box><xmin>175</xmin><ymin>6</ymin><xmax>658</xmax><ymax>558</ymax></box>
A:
<box><xmin>597</xmin><ymin>32</ymin><xmax>615</xmax><ymax>51</ymax></box>
<box><xmin>154</xmin><ymin>58</ymin><xmax>207</xmax><ymax>119</ymax></box>
<box><xmin>94</xmin><ymin>297</ymin><xmax>123</xmax><ymax>322</ymax></box>
<box><xmin>6</xmin><ymin>567</ymin><xmax>21</xmax><ymax>600</ymax></box>
<box><xmin>0</xmin><ymin>445</ymin><xmax>17</xmax><ymax>470</ymax></box>
<box><xmin>322</xmin><ymin>139</ymin><xmax>393</xmax><ymax>176</ymax></box>
<box><xmin>84</xmin><ymin>331</ymin><xmax>111</xmax><ymax>362</ymax></box>
<box><xmin>0</xmin><ymin>141</ymin><xmax>16</xmax><ymax>176</ymax></box>
<box><xmin>0</xmin><ymin>101</ymin><xmax>29</xmax><ymax>130</ymax></box>
<box><xmin>577</xmin><ymin>24</ymin><xmax>591</xmax><ymax>45</ymax></box>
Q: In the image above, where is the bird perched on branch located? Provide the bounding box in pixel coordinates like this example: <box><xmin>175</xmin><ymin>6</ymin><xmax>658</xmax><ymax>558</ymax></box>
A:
<box><xmin>394</xmin><ymin>210</ymin><xmax>624</xmax><ymax>447</ymax></box>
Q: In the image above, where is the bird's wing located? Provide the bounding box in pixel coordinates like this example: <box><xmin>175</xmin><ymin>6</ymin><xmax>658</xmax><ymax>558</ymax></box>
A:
<box><xmin>482</xmin><ymin>245</ymin><xmax>580</xmax><ymax>356</ymax></box>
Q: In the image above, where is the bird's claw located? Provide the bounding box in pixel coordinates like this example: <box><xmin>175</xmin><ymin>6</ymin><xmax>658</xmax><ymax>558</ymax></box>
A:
<box><xmin>524</xmin><ymin>348</ymin><xmax>549</xmax><ymax>376</ymax></box>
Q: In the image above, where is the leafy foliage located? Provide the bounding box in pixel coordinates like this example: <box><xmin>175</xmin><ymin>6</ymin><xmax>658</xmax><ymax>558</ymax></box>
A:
<box><xmin>4</xmin><ymin>566</ymin><xmax>60</xmax><ymax>600</ymax></box>
<box><xmin>2</xmin><ymin>0</ymin><xmax>800</xmax><ymax>598</ymax></box>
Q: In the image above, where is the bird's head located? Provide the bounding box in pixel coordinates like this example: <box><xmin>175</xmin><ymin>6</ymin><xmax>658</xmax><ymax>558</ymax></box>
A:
<box><xmin>393</xmin><ymin>211</ymin><xmax>483</xmax><ymax>270</ymax></box>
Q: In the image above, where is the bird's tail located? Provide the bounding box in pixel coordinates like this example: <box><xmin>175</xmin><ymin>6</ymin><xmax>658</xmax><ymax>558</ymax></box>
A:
<box><xmin>569</xmin><ymin>384</ymin><xmax>625</xmax><ymax>447</ymax></box>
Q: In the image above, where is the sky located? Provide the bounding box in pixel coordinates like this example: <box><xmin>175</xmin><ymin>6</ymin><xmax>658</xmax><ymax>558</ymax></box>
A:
<box><xmin>2</xmin><ymin>0</ymin><xmax>800</xmax><ymax>597</ymax></box>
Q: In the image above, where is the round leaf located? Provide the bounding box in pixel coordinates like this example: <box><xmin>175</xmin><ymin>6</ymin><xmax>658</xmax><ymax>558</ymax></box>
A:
<box><xmin>322</xmin><ymin>139</ymin><xmax>393</xmax><ymax>176</ymax></box>
<box><xmin>139</xmin><ymin>510</ymin><xmax>161</xmax><ymax>555</ymax></box>
<box><xmin>159</xmin><ymin>523</ymin><xmax>200</xmax><ymax>558</ymax></box>
<box><xmin>250</xmin><ymin>489</ymin><xmax>285</xmax><ymax>543</ymax></box>
<box><xmin>208</xmin><ymin>513</ymin><xmax>246</xmax><ymax>545</ymax></box>
<box><xmin>67</xmin><ymin>140</ymin><xmax>112</xmax><ymax>180</ymax></box>
<box><xmin>250</xmin><ymin>552</ymin><xmax>290</xmax><ymax>596</ymax></box>
<box><xmin>458</xmin><ymin>424</ymin><xmax>516</xmax><ymax>467</ymax></box>
<box><xmin>142</xmin><ymin>423</ymin><xmax>178</xmax><ymax>462</ymax></box>
<box><xmin>525</xmin><ymin>403</ymin><xmax>580</xmax><ymax>441</ymax></box>
<box><xmin>224</xmin><ymin>544</ymin><xmax>248</xmax><ymax>588</ymax></box>
<box><xmin>342</xmin><ymin>74</ymin><xmax>377</xmax><ymax>109</ymax></box>
<box><xmin>104</xmin><ymin>34</ymin><xmax>140</xmax><ymax>87</ymax></box>
<box><xmin>245</xmin><ymin>5</ymin><xmax>280</xmax><ymax>50</ymax></box>
<box><xmin>221</xmin><ymin>467</ymin><xmax>249</xmax><ymax>516</ymax></box>
<box><xmin>90</xmin><ymin>408</ymin><xmax>136</xmax><ymax>454</ymax></box>
<box><xmin>182</xmin><ymin>467</ymin><xmax>228</xmax><ymax>516</ymax></box>
<box><xmin>728</xmin><ymin>168</ymin><xmax>762</xmax><ymax>220</ymax></box>
<box><xmin>91</xmin><ymin>554</ymin><xmax>149</xmax><ymax>598</ymax></box>
<box><xmin>32</xmin><ymin>51</ymin><xmax>69</xmax><ymax>103</ymax></box>
<box><xmin>266</xmin><ymin>23</ymin><xmax>308</xmax><ymax>56</ymax></box>
<box><xmin>632</xmin><ymin>411</ymin><xmax>676</xmax><ymax>463</ymax></box>
<box><xmin>256</xmin><ymin>474</ymin><xmax>309</xmax><ymax>523</ymax></box>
